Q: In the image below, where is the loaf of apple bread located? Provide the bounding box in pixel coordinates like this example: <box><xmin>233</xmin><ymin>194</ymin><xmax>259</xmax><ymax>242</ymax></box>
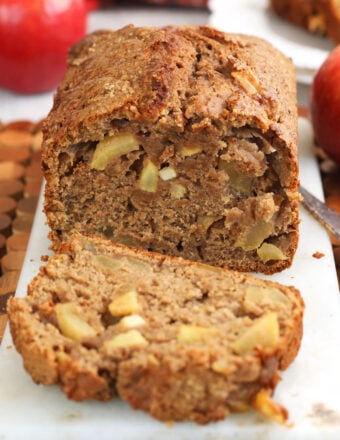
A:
<box><xmin>270</xmin><ymin>0</ymin><xmax>340</xmax><ymax>43</ymax></box>
<box><xmin>8</xmin><ymin>234</ymin><xmax>304</xmax><ymax>424</ymax></box>
<box><xmin>42</xmin><ymin>25</ymin><xmax>300</xmax><ymax>274</ymax></box>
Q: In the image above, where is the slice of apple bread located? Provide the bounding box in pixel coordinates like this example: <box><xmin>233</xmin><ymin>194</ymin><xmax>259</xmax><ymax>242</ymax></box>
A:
<box><xmin>8</xmin><ymin>234</ymin><xmax>304</xmax><ymax>424</ymax></box>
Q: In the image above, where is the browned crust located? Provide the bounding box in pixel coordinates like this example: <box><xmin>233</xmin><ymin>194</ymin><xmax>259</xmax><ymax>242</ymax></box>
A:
<box><xmin>42</xmin><ymin>26</ymin><xmax>298</xmax><ymax>153</ymax></box>
<box><xmin>8</xmin><ymin>299</ymin><xmax>59</xmax><ymax>385</ymax></box>
<box><xmin>42</xmin><ymin>25</ymin><xmax>299</xmax><ymax>275</ymax></box>
<box><xmin>270</xmin><ymin>0</ymin><xmax>340</xmax><ymax>43</ymax></box>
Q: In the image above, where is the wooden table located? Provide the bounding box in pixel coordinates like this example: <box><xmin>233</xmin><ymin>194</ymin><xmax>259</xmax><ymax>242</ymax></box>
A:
<box><xmin>0</xmin><ymin>121</ymin><xmax>43</xmax><ymax>340</ymax></box>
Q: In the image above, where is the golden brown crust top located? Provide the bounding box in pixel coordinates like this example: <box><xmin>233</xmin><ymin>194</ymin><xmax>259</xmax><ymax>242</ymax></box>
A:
<box><xmin>43</xmin><ymin>25</ymin><xmax>297</xmax><ymax>159</ymax></box>
<box><xmin>41</xmin><ymin>26</ymin><xmax>299</xmax><ymax>275</ymax></box>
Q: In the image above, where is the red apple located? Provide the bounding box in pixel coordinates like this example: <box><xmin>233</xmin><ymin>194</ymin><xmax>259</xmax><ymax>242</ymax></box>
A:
<box><xmin>0</xmin><ymin>0</ymin><xmax>87</xmax><ymax>94</ymax></box>
<box><xmin>310</xmin><ymin>45</ymin><xmax>340</xmax><ymax>165</ymax></box>
<box><xmin>85</xmin><ymin>0</ymin><xmax>100</xmax><ymax>10</ymax></box>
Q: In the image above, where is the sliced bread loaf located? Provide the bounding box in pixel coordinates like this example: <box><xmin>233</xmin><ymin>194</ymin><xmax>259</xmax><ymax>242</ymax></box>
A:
<box><xmin>42</xmin><ymin>25</ymin><xmax>300</xmax><ymax>274</ymax></box>
<box><xmin>8</xmin><ymin>234</ymin><xmax>304</xmax><ymax>424</ymax></box>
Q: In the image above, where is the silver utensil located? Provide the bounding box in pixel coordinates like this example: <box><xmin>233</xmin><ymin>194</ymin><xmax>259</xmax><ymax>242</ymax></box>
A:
<box><xmin>299</xmin><ymin>185</ymin><xmax>340</xmax><ymax>239</ymax></box>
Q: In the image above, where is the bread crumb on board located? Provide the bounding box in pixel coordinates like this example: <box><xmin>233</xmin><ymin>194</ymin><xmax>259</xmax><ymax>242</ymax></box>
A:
<box><xmin>312</xmin><ymin>251</ymin><xmax>325</xmax><ymax>259</ymax></box>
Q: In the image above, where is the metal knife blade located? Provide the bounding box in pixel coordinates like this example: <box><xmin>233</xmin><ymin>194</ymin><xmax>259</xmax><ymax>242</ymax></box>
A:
<box><xmin>299</xmin><ymin>185</ymin><xmax>340</xmax><ymax>239</ymax></box>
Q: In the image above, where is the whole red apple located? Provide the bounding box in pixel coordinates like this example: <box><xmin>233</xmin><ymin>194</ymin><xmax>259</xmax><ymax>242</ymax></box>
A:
<box><xmin>0</xmin><ymin>0</ymin><xmax>87</xmax><ymax>94</ymax></box>
<box><xmin>85</xmin><ymin>0</ymin><xmax>100</xmax><ymax>10</ymax></box>
<box><xmin>310</xmin><ymin>46</ymin><xmax>340</xmax><ymax>165</ymax></box>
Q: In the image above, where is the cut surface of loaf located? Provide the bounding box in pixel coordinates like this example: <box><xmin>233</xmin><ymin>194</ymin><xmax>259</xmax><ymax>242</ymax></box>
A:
<box><xmin>42</xmin><ymin>25</ymin><xmax>300</xmax><ymax>274</ymax></box>
<box><xmin>270</xmin><ymin>0</ymin><xmax>340</xmax><ymax>43</ymax></box>
<box><xmin>8</xmin><ymin>234</ymin><xmax>304</xmax><ymax>424</ymax></box>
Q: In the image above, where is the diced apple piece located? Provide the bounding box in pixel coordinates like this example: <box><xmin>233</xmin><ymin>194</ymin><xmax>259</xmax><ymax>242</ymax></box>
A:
<box><xmin>159</xmin><ymin>166</ymin><xmax>177</xmax><ymax>181</ymax></box>
<box><xmin>231</xmin><ymin>71</ymin><xmax>262</xmax><ymax>95</ymax></box>
<box><xmin>257</xmin><ymin>242</ymin><xmax>287</xmax><ymax>263</ymax></box>
<box><xmin>196</xmin><ymin>262</ymin><xmax>220</xmax><ymax>273</ymax></box>
<box><xmin>138</xmin><ymin>159</ymin><xmax>158</xmax><ymax>192</ymax></box>
<box><xmin>197</xmin><ymin>215</ymin><xmax>219</xmax><ymax>230</ymax></box>
<box><xmin>126</xmin><ymin>257</ymin><xmax>151</xmax><ymax>271</ymax></box>
<box><xmin>218</xmin><ymin>159</ymin><xmax>253</xmax><ymax>194</ymax></box>
<box><xmin>108</xmin><ymin>290</ymin><xmax>140</xmax><ymax>317</ymax></box>
<box><xmin>211</xmin><ymin>360</ymin><xmax>231</xmax><ymax>375</ymax></box>
<box><xmin>103</xmin><ymin>330</ymin><xmax>148</xmax><ymax>350</ymax></box>
<box><xmin>180</xmin><ymin>145</ymin><xmax>202</xmax><ymax>156</ymax></box>
<box><xmin>55</xmin><ymin>351</ymin><xmax>69</xmax><ymax>364</ymax></box>
<box><xmin>232</xmin><ymin>313</ymin><xmax>279</xmax><ymax>354</ymax></box>
<box><xmin>177</xmin><ymin>325</ymin><xmax>220</xmax><ymax>344</ymax></box>
<box><xmin>235</xmin><ymin>221</ymin><xmax>273</xmax><ymax>251</ymax></box>
<box><xmin>94</xmin><ymin>254</ymin><xmax>123</xmax><ymax>270</ymax></box>
<box><xmin>90</xmin><ymin>134</ymin><xmax>139</xmax><ymax>170</ymax></box>
<box><xmin>120</xmin><ymin>314</ymin><xmax>146</xmax><ymax>328</ymax></box>
<box><xmin>55</xmin><ymin>303</ymin><xmax>97</xmax><ymax>341</ymax></box>
<box><xmin>170</xmin><ymin>182</ymin><xmax>186</xmax><ymax>199</ymax></box>
<box><xmin>245</xmin><ymin>286</ymin><xmax>292</xmax><ymax>308</ymax></box>
<box><xmin>252</xmin><ymin>388</ymin><xmax>288</xmax><ymax>425</ymax></box>
<box><xmin>147</xmin><ymin>354</ymin><xmax>160</xmax><ymax>367</ymax></box>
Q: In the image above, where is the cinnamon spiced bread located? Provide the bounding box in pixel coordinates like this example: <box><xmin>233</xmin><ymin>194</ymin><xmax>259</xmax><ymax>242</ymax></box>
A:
<box><xmin>8</xmin><ymin>234</ymin><xmax>304</xmax><ymax>424</ymax></box>
<box><xmin>270</xmin><ymin>0</ymin><xmax>340</xmax><ymax>44</ymax></box>
<box><xmin>42</xmin><ymin>25</ymin><xmax>300</xmax><ymax>274</ymax></box>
